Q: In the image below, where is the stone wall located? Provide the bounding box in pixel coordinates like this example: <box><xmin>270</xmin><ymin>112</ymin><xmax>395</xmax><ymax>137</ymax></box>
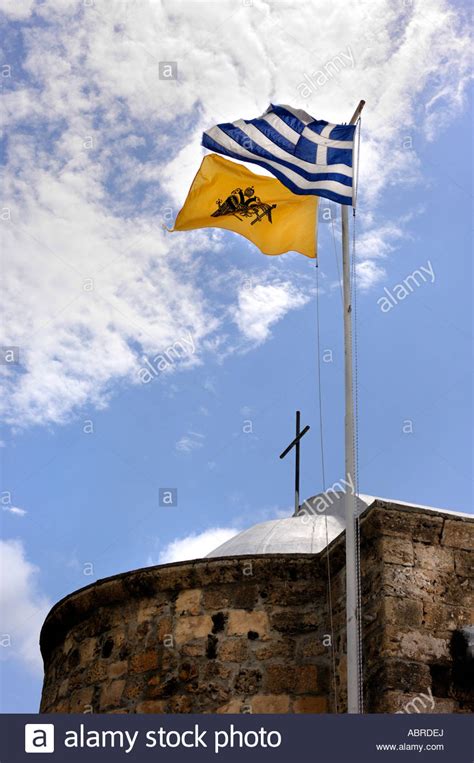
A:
<box><xmin>359</xmin><ymin>503</ymin><xmax>474</xmax><ymax>713</ymax></box>
<box><xmin>40</xmin><ymin>555</ymin><xmax>332</xmax><ymax>714</ymax></box>
<box><xmin>39</xmin><ymin>501</ymin><xmax>474</xmax><ymax>714</ymax></box>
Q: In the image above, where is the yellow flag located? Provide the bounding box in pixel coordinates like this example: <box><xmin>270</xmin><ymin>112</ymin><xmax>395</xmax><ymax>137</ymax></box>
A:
<box><xmin>172</xmin><ymin>154</ymin><xmax>318</xmax><ymax>258</ymax></box>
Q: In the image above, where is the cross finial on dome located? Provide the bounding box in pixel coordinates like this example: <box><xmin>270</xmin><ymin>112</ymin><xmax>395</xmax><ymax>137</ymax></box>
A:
<box><xmin>279</xmin><ymin>410</ymin><xmax>311</xmax><ymax>517</ymax></box>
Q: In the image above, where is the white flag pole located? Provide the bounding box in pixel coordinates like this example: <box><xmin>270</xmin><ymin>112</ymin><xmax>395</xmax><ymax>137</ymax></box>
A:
<box><xmin>342</xmin><ymin>99</ymin><xmax>365</xmax><ymax>714</ymax></box>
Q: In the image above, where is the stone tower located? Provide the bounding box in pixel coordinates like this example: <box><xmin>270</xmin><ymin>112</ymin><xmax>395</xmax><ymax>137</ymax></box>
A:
<box><xmin>39</xmin><ymin>495</ymin><xmax>474</xmax><ymax>714</ymax></box>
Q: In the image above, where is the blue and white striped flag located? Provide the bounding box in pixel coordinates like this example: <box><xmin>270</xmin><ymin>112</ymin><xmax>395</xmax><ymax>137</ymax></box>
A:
<box><xmin>202</xmin><ymin>104</ymin><xmax>356</xmax><ymax>206</ymax></box>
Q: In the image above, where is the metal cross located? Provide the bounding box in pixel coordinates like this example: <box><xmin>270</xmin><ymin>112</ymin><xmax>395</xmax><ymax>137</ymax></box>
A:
<box><xmin>279</xmin><ymin>410</ymin><xmax>310</xmax><ymax>517</ymax></box>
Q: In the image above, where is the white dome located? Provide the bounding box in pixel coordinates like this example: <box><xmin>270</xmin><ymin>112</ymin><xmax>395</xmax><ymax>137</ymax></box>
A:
<box><xmin>206</xmin><ymin>492</ymin><xmax>372</xmax><ymax>558</ymax></box>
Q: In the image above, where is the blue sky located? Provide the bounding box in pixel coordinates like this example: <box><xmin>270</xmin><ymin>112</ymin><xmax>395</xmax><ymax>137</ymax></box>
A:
<box><xmin>0</xmin><ymin>0</ymin><xmax>472</xmax><ymax>713</ymax></box>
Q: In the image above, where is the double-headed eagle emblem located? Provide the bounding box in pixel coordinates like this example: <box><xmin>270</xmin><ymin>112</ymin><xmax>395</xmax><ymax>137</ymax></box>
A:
<box><xmin>211</xmin><ymin>186</ymin><xmax>276</xmax><ymax>225</ymax></box>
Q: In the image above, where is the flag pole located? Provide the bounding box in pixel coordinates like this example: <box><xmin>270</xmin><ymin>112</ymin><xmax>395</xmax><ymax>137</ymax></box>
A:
<box><xmin>342</xmin><ymin>99</ymin><xmax>365</xmax><ymax>714</ymax></box>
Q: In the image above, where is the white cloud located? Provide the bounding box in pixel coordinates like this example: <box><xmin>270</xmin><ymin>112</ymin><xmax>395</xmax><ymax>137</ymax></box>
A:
<box><xmin>1</xmin><ymin>172</ymin><xmax>220</xmax><ymax>427</ymax></box>
<box><xmin>328</xmin><ymin>212</ymin><xmax>421</xmax><ymax>292</ymax></box>
<box><xmin>1</xmin><ymin>0</ymin><xmax>471</xmax><ymax>428</ymax></box>
<box><xmin>355</xmin><ymin>260</ymin><xmax>386</xmax><ymax>292</ymax></box>
<box><xmin>157</xmin><ymin>527</ymin><xmax>239</xmax><ymax>564</ymax></box>
<box><xmin>232</xmin><ymin>280</ymin><xmax>310</xmax><ymax>343</ymax></box>
<box><xmin>0</xmin><ymin>0</ymin><xmax>34</xmax><ymax>20</ymax></box>
<box><xmin>175</xmin><ymin>431</ymin><xmax>205</xmax><ymax>454</ymax></box>
<box><xmin>2</xmin><ymin>506</ymin><xmax>27</xmax><ymax>517</ymax></box>
<box><xmin>0</xmin><ymin>540</ymin><xmax>52</xmax><ymax>672</ymax></box>
<box><xmin>357</xmin><ymin>222</ymin><xmax>408</xmax><ymax>261</ymax></box>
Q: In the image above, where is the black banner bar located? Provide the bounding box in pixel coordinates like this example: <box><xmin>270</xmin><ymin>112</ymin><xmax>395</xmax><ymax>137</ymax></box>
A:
<box><xmin>1</xmin><ymin>713</ymin><xmax>472</xmax><ymax>763</ymax></box>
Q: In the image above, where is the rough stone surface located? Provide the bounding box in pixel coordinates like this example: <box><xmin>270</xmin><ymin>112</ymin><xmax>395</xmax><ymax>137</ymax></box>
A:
<box><xmin>40</xmin><ymin>502</ymin><xmax>474</xmax><ymax>714</ymax></box>
<box><xmin>251</xmin><ymin>694</ymin><xmax>290</xmax><ymax>713</ymax></box>
<box><xmin>442</xmin><ymin>520</ymin><xmax>474</xmax><ymax>551</ymax></box>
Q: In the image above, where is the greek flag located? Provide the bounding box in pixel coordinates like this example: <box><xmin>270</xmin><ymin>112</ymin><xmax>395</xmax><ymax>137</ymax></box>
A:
<box><xmin>202</xmin><ymin>104</ymin><xmax>356</xmax><ymax>206</ymax></box>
